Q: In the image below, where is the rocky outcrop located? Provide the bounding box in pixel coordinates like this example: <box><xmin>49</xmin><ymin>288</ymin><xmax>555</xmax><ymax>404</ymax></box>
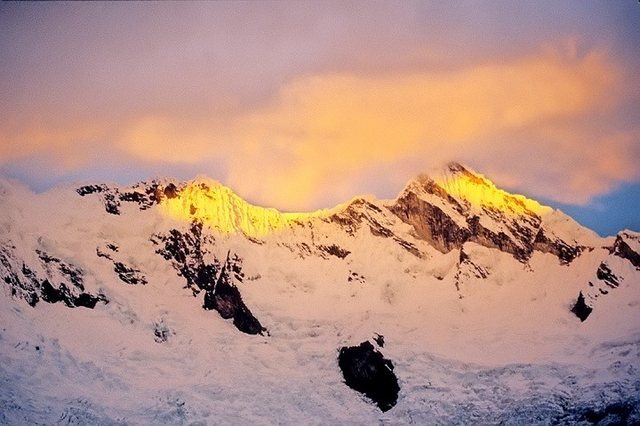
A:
<box><xmin>151</xmin><ymin>224</ymin><xmax>265</xmax><ymax>335</ymax></box>
<box><xmin>153</xmin><ymin>319</ymin><xmax>174</xmax><ymax>343</ymax></box>
<box><xmin>328</xmin><ymin>198</ymin><xmax>384</xmax><ymax>237</ymax></box>
<box><xmin>76</xmin><ymin>184</ymin><xmax>109</xmax><ymax>196</ymax></box>
<box><xmin>596</xmin><ymin>262</ymin><xmax>620</xmax><ymax>289</ymax></box>
<box><xmin>112</xmin><ymin>262</ymin><xmax>146</xmax><ymax>285</ymax></box>
<box><xmin>571</xmin><ymin>291</ymin><xmax>592</xmax><ymax>322</ymax></box>
<box><xmin>162</xmin><ymin>183</ymin><xmax>180</xmax><ymax>199</ymax></box>
<box><xmin>40</xmin><ymin>280</ymin><xmax>107</xmax><ymax>308</ymax></box>
<box><xmin>329</xmin><ymin>198</ymin><xmax>422</xmax><ymax>258</ymax></box>
<box><xmin>572</xmin><ymin>230</ymin><xmax>639</xmax><ymax>322</ymax></box>
<box><xmin>151</xmin><ymin>222</ymin><xmax>218</xmax><ymax>295</ymax></box>
<box><xmin>77</xmin><ymin>181</ymin><xmax>162</xmax><ymax>215</ymax></box>
<box><xmin>466</xmin><ymin>213</ymin><xmax>535</xmax><ymax>262</ymax></box>
<box><xmin>390</xmin><ymin>189</ymin><xmax>469</xmax><ymax>253</ymax></box>
<box><xmin>456</xmin><ymin>246</ymin><xmax>489</xmax><ymax>283</ymax></box>
<box><xmin>337</xmin><ymin>341</ymin><xmax>400</xmax><ymax>412</ymax></box>
<box><xmin>610</xmin><ymin>231</ymin><xmax>640</xmax><ymax>268</ymax></box>
<box><xmin>373</xmin><ymin>333</ymin><xmax>385</xmax><ymax>347</ymax></box>
<box><xmin>348</xmin><ymin>271</ymin><xmax>366</xmax><ymax>284</ymax></box>
<box><xmin>0</xmin><ymin>244</ymin><xmax>108</xmax><ymax>308</ymax></box>
<box><xmin>571</xmin><ymin>262</ymin><xmax>621</xmax><ymax>322</ymax></box>
<box><xmin>389</xmin><ymin>166</ymin><xmax>583</xmax><ymax>265</ymax></box>
<box><xmin>203</xmin><ymin>253</ymin><xmax>265</xmax><ymax>335</ymax></box>
<box><xmin>317</xmin><ymin>244</ymin><xmax>350</xmax><ymax>259</ymax></box>
<box><xmin>533</xmin><ymin>229</ymin><xmax>583</xmax><ymax>264</ymax></box>
<box><xmin>96</xmin><ymin>242</ymin><xmax>147</xmax><ymax>285</ymax></box>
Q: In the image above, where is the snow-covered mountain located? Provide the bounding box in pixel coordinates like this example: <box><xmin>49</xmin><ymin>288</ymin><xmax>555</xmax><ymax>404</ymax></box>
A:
<box><xmin>1</xmin><ymin>162</ymin><xmax>639</xmax><ymax>424</ymax></box>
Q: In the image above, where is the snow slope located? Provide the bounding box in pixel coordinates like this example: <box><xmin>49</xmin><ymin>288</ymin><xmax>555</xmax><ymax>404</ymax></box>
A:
<box><xmin>1</xmin><ymin>164</ymin><xmax>639</xmax><ymax>424</ymax></box>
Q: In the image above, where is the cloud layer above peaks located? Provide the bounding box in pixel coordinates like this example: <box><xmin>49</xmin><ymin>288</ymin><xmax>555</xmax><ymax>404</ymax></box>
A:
<box><xmin>1</xmin><ymin>1</ymin><xmax>639</xmax><ymax>213</ymax></box>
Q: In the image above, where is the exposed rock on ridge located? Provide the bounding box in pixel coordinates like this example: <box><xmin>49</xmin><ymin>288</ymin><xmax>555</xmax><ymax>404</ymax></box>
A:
<box><xmin>0</xmin><ymin>244</ymin><xmax>107</xmax><ymax>308</ymax></box>
<box><xmin>611</xmin><ymin>231</ymin><xmax>640</xmax><ymax>268</ymax></box>
<box><xmin>151</xmin><ymin>223</ymin><xmax>265</xmax><ymax>335</ymax></box>
<box><xmin>73</xmin><ymin>164</ymin><xmax>590</xmax><ymax>266</ymax></box>
<box><xmin>389</xmin><ymin>163</ymin><xmax>585</xmax><ymax>264</ymax></box>
<box><xmin>571</xmin><ymin>230</ymin><xmax>640</xmax><ymax>321</ymax></box>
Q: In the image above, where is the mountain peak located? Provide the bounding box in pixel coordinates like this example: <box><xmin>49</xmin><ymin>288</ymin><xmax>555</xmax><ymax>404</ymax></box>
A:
<box><xmin>408</xmin><ymin>162</ymin><xmax>549</xmax><ymax>218</ymax></box>
<box><xmin>157</xmin><ymin>179</ymin><xmax>330</xmax><ymax>238</ymax></box>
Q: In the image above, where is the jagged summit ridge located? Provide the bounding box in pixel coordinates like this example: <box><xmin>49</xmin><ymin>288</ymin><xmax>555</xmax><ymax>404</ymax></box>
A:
<box><xmin>158</xmin><ymin>178</ymin><xmax>329</xmax><ymax>237</ymax></box>
<box><xmin>1</xmin><ymin>162</ymin><xmax>639</xmax><ymax>422</ymax></box>
<box><xmin>389</xmin><ymin>163</ymin><xmax>595</xmax><ymax>263</ymax></box>
<box><xmin>62</xmin><ymin>162</ymin><xmax>599</xmax><ymax>265</ymax></box>
<box><xmin>432</xmin><ymin>162</ymin><xmax>549</xmax><ymax>216</ymax></box>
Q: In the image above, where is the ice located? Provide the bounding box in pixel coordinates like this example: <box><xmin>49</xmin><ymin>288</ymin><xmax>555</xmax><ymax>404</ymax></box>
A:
<box><xmin>0</xmin><ymin>173</ymin><xmax>639</xmax><ymax>423</ymax></box>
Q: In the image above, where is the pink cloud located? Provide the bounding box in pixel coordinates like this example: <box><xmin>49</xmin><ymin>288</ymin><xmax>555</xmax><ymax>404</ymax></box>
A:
<box><xmin>1</xmin><ymin>43</ymin><xmax>637</xmax><ymax>211</ymax></box>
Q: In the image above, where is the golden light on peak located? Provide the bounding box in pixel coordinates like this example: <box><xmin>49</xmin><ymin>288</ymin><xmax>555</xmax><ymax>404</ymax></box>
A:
<box><xmin>157</xmin><ymin>180</ymin><xmax>330</xmax><ymax>237</ymax></box>
<box><xmin>435</xmin><ymin>167</ymin><xmax>550</xmax><ymax>217</ymax></box>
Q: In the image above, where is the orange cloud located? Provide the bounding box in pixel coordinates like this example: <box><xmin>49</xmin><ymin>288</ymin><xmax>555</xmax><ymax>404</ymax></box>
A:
<box><xmin>0</xmin><ymin>119</ymin><xmax>104</xmax><ymax>168</ymax></box>
<box><xmin>1</xmin><ymin>43</ymin><xmax>635</xmax><ymax>211</ymax></box>
<box><xmin>218</xmin><ymin>46</ymin><xmax>622</xmax><ymax>208</ymax></box>
<box><xmin>117</xmin><ymin>116</ymin><xmax>223</xmax><ymax>164</ymax></box>
<box><xmin>490</xmin><ymin>126</ymin><xmax>640</xmax><ymax>205</ymax></box>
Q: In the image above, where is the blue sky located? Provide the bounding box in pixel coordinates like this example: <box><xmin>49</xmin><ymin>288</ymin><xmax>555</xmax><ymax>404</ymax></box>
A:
<box><xmin>1</xmin><ymin>1</ymin><xmax>639</xmax><ymax>236</ymax></box>
<box><xmin>539</xmin><ymin>182</ymin><xmax>640</xmax><ymax>237</ymax></box>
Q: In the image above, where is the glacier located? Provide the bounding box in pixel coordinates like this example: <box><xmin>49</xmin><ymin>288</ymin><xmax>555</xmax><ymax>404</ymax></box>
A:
<box><xmin>1</xmin><ymin>163</ymin><xmax>639</xmax><ymax>424</ymax></box>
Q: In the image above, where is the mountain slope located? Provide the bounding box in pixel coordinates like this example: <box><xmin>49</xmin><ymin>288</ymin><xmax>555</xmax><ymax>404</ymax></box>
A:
<box><xmin>0</xmin><ymin>163</ymin><xmax>639</xmax><ymax>423</ymax></box>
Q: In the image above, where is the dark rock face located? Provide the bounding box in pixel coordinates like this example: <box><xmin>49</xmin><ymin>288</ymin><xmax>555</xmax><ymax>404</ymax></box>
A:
<box><xmin>77</xmin><ymin>184</ymin><xmax>122</xmax><ymax>215</ymax></box>
<box><xmin>74</xmin><ymin>292</ymin><xmax>108</xmax><ymax>308</ymax></box>
<box><xmin>571</xmin><ymin>291</ymin><xmax>592</xmax><ymax>322</ymax></box>
<box><xmin>204</xmin><ymin>274</ymin><xmax>265</xmax><ymax>335</ymax></box>
<box><xmin>373</xmin><ymin>333</ymin><xmax>385</xmax><ymax>347</ymax></box>
<box><xmin>76</xmin><ymin>184</ymin><xmax>108</xmax><ymax>196</ymax></box>
<box><xmin>96</xmin><ymin>243</ymin><xmax>147</xmax><ymax>285</ymax></box>
<box><xmin>388</xmin><ymin>169</ymin><xmax>586</xmax><ymax>265</ymax></box>
<box><xmin>113</xmin><ymin>262</ymin><xmax>147</xmax><ymax>285</ymax></box>
<box><xmin>468</xmin><ymin>209</ymin><xmax>542</xmax><ymax>263</ymax></box>
<box><xmin>533</xmin><ymin>229</ymin><xmax>583</xmax><ymax>264</ymax></box>
<box><xmin>77</xmin><ymin>181</ymin><xmax>161</xmax><ymax>215</ymax></box>
<box><xmin>596</xmin><ymin>262</ymin><xmax>619</xmax><ymax>289</ymax></box>
<box><xmin>456</xmin><ymin>247</ymin><xmax>489</xmax><ymax>283</ymax></box>
<box><xmin>151</xmin><ymin>222</ymin><xmax>218</xmax><ymax>295</ymax></box>
<box><xmin>164</xmin><ymin>183</ymin><xmax>179</xmax><ymax>199</ymax></box>
<box><xmin>1</xmin><ymin>249</ymin><xmax>39</xmax><ymax>307</ymax></box>
<box><xmin>203</xmin><ymin>253</ymin><xmax>265</xmax><ymax>335</ymax></box>
<box><xmin>328</xmin><ymin>198</ymin><xmax>384</xmax><ymax>237</ymax></box>
<box><xmin>40</xmin><ymin>280</ymin><xmax>72</xmax><ymax>304</ymax></box>
<box><xmin>0</xmin><ymin>245</ymin><xmax>108</xmax><ymax>309</ymax></box>
<box><xmin>318</xmin><ymin>244</ymin><xmax>350</xmax><ymax>259</ymax></box>
<box><xmin>572</xmin><ymin>232</ymin><xmax>639</xmax><ymax>319</ymax></box>
<box><xmin>390</xmin><ymin>189</ymin><xmax>469</xmax><ymax>253</ymax></box>
<box><xmin>329</xmin><ymin>198</ymin><xmax>422</xmax><ymax>258</ymax></box>
<box><xmin>41</xmin><ymin>280</ymin><xmax>107</xmax><ymax>308</ymax></box>
<box><xmin>583</xmin><ymin>401</ymin><xmax>638</xmax><ymax>425</ymax></box>
<box><xmin>338</xmin><ymin>341</ymin><xmax>400</xmax><ymax>412</ymax></box>
<box><xmin>37</xmin><ymin>250</ymin><xmax>84</xmax><ymax>290</ymax></box>
<box><xmin>153</xmin><ymin>320</ymin><xmax>173</xmax><ymax>343</ymax></box>
<box><xmin>611</xmin><ymin>232</ymin><xmax>640</xmax><ymax>268</ymax></box>
<box><xmin>390</xmin><ymin>179</ymin><xmax>542</xmax><ymax>262</ymax></box>
<box><xmin>152</xmin><ymin>225</ymin><xmax>265</xmax><ymax>335</ymax></box>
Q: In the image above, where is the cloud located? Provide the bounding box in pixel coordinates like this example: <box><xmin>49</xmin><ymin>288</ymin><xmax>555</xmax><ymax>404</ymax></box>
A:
<box><xmin>0</xmin><ymin>118</ymin><xmax>104</xmax><ymax>168</ymax></box>
<box><xmin>117</xmin><ymin>116</ymin><xmax>224</xmax><ymax>165</ymax></box>
<box><xmin>466</xmin><ymin>124</ymin><xmax>640</xmax><ymax>205</ymax></box>
<box><xmin>1</xmin><ymin>43</ymin><xmax>637</xmax><ymax>211</ymax></box>
<box><xmin>213</xmin><ymin>45</ymin><xmax>628</xmax><ymax>209</ymax></box>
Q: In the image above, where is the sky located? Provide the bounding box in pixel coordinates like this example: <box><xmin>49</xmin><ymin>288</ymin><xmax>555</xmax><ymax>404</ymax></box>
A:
<box><xmin>1</xmin><ymin>1</ymin><xmax>639</xmax><ymax>236</ymax></box>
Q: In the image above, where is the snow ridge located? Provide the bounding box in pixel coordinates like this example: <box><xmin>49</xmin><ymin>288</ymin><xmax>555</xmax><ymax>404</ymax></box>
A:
<box><xmin>0</xmin><ymin>163</ymin><xmax>639</xmax><ymax>423</ymax></box>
